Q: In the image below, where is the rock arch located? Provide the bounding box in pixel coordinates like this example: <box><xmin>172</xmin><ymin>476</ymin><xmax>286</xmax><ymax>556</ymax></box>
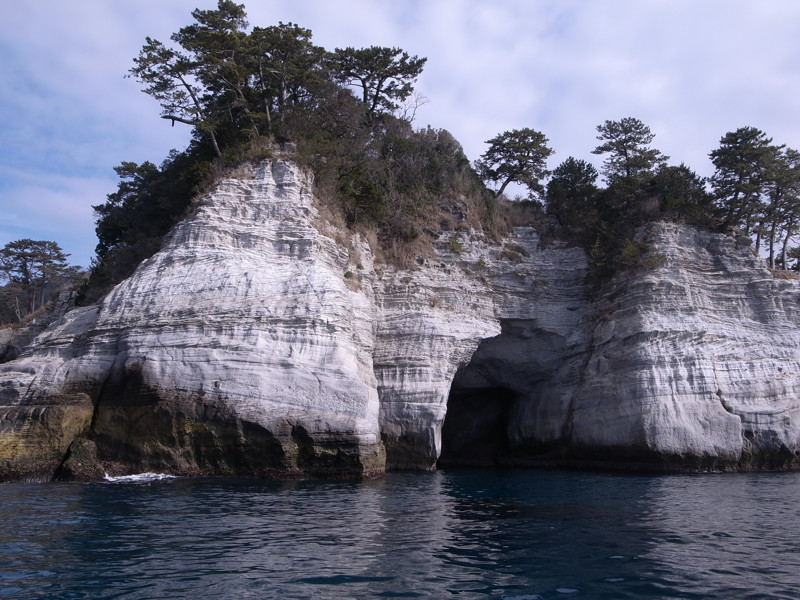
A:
<box><xmin>438</xmin><ymin>318</ymin><xmax>579</xmax><ymax>468</ymax></box>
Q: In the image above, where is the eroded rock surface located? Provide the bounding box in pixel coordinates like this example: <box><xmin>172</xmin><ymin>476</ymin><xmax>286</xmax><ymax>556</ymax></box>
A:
<box><xmin>1</xmin><ymin>158</ymin><xmax>799</xmax><ymax>480</ymax></box>
<box><xmin>443</xmin><ymin>222</ymin><xmax>800</xmax><ymax>471</ymax></box>
<box><xmin>1</xmin><ymin>160</ymin><xmax>384</xmax><ymax>479</ymax></box>
<box><xmin>570</xmin><ymin>223</ymin><xmax>800</xmax><ymax>470</ymax></box>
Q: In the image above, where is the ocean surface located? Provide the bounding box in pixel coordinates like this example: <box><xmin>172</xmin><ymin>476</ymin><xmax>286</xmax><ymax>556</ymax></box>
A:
<box><xmin>1</xmin><ymin>468</ymin><xmax>799</xmax><ymax>599</ymax></box>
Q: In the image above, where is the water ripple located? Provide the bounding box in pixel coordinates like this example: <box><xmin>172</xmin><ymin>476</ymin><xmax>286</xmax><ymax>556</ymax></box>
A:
<box><xmin>1</xmin><ymin>470</ymin><xmax>800</xmax><ymax>598</ymax></box>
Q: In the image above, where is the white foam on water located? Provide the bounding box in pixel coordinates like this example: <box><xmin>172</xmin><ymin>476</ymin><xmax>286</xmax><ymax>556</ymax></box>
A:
<box><xmin>103</xmin><ymin>472</ymin><xmax>177</xmax><ymax>483</ymax></box>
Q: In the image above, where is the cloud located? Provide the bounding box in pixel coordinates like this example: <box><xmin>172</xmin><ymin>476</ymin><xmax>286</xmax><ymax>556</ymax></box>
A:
<box><xmin>0</xmin><ymin>166</ymin><xmax>113</xmax><ymax>267</ymax></box>
<box><xmin>2</xmin><ymin>0</ymin><xmax>800</xmax><ymax>267</ymax></box>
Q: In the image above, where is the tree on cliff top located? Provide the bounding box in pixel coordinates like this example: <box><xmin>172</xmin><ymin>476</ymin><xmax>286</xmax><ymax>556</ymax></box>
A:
<box><xmin>0</xmin><ymin>239</ymin><xmax>76</xmax><ymax>318</ymax></box>
<box><xmin>331</xmin><ymin>46</ymin><xmax>427</xmax><ymax>124</ymax></box>
<box><xmin>758</xmin><ymin>146</ymin><xmax>800</xmax><ymax>268</ymax></box>
<box><xmin>172</xmin><ymin>1</ymin><xmax>260</xmax><ymax>139</ymax></box>
<box><xmin>710</xmin><ymin>126</ymin><xmax>781</xmax><ymax>233</ymax></box>
<box><xmin>129</xmin><ymin>1</ymin><xmax>427</xmax><ymax>155</ymax></box>
<box><xmin>592</xmin><ymin>117</ymin><xmax>668</xmax><ymax>185</ymax></box>
<box><xmin>129</xmin><ymin>1</ymin><xmax>254</xmax><ymax>158</ymax></box>
<box><xmin>130</xmin><ymin>37</ymin><xmax>224</xmax><ymax>158</ymax></box>
<box><xmin>249</xmin><ymin>22</ymin><xmax>326</xmax><ymax>131</ymax></box>
<box><xmin>545</xmin><ymin>157</ymin><xmax>600</xmax><ymax>234</ymax></box>
<box><xmin>474</xmin><ymin>128</ymin><xmax>554</xmax><ymax>200</ymax></box>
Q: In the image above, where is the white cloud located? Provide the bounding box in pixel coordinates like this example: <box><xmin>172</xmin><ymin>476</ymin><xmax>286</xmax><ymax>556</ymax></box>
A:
<box><xmin>2</xmin><ymin>0</ymin><xmax>800</xmax><ymax>266</ymax></box>
<box><xmin>0</xmin><ymin>167</ymin><xmax>113</xmax><ymax>267</ymax></box>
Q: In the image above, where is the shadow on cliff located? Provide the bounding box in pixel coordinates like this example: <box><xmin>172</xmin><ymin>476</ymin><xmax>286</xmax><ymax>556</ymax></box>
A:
<box><xmin>52</xmin><ymin>364</ymin><xmax>384</xmax><ymax>481</ymax></box>
<box><xmin>438</xmin><ymin>318</ymin><xmax>575</xmax><ymax>469</ymax></box>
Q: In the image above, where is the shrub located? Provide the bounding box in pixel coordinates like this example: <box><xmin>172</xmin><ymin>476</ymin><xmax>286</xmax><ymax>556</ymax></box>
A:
<box><xmin>447</xmin><ymin>235</ymin><xmax>465</xmax><ymax>254</ymax></box>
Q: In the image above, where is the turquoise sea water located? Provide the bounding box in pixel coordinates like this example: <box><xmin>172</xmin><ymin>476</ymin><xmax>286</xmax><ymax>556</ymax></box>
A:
<box><xmin>1</xmin><ymin>468</ymin><xmax>799</xmax><ymax>599</ymax></box>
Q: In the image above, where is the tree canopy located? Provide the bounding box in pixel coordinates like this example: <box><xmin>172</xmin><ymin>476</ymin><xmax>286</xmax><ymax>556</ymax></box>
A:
<box><xmin>128</xmin><ymin>1</ymin><xmax>428</xmax><ymax>157</ymax></box>
<box><xmin>710</xmin><ymin>127</ymin><xmax>800</xmax><ymax>268</ymax></box>
<box><xmin>592</xmin><ymin>117</ymin><xmax>668</xmax><ymax>185</ymax></box>
<box><xmin>249</xmin><ymin>22</ymin><xmax>325</xmax><ymax>130</ymax></box>
<box><xmin>0</xmin><ymin>239</ymin><xmax>77</xmax><ymax>319</ymax></box>
<box><xmin>545</xmin><ymin>157</ymin><xmax>599</xmax><ymax>234</ymax></box>
<box><xmin>131</xmin><ymin>37</ymin><xmax>225</xmax><ymax>157</ymax></box>
<box><xmin>474</xmin><ymin>128</ymin><xmax>554</xmax><ymax>199</ymax></box>
<box><xmin>330</xmin><ymin>46</ymin><xmax>427</xmax><ymax>124</ymax></box>
<box><xmin>710</xmin><ymin>126</ymin><xmax>780</xmax><ymax>231</ymax></box>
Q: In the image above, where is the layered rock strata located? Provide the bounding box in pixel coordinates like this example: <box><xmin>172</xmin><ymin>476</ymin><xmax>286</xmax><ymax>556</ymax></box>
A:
<box><xmin>570</xmin><ymin>223</ymin><xmax>800</xmax><ymax>470</ymax></box>
<box><xmin>1</xmin><ymin>160</ymin><xmax>384</xmax><ymax>479</ymax></box>
<box><xmin>1</xmin><ymin>158</ymin><xmax>799</xmax><ymax>480</ymax></box>
<box><xmin>443</xmin><ymin>222</ymin><xmax>800</xmax><ymax>471</ymax></box>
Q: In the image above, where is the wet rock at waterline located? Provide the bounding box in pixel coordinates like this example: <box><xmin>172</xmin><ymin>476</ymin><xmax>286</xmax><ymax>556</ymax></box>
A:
<box><xmin>1</xmin><ymin>158</ymin><xmax>799</xmax><ymax>480</ymax></box>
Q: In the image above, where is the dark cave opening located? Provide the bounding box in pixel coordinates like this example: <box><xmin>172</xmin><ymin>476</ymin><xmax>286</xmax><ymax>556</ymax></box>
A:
<box><xmin>437</xmin><ymin>318</ymin><xmax>563</xmax><ymax>469</ymax></box>
<box><xmin>438</xmin><ymin>385</ymin><xmax>517</xmax><ymax>467</ymax></box>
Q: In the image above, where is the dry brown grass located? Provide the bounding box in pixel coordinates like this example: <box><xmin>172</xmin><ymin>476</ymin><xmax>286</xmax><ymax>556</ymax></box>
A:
<box><xmin>1</xmin><ymin>304</ymin><xmax>51</xmax><ymax>331</ymax></box>
<box><xmin>770</xmin><ymin>269</ymin><xmax>800</xmax><ymax>280</ymax></box>
<box><xmin>309</xmin><ymin>171</ymin><xmax>546</xmax><ymax>270</ymax></box>
<box><xmin>467</xmin><ymin>195</ymin><xmax>542</xmax><ymax>241</ymax></box>
<box><xmin>372</xmin><ymin>234</ymin><xmax>436</xmax><ymax>270</ymax></box>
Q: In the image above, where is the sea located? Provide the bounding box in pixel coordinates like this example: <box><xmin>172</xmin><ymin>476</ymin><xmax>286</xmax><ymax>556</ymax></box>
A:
<box><xmin>1</xmin><ymin>468</ymin><xmax>799</xmax><ymax>599</ymax></box>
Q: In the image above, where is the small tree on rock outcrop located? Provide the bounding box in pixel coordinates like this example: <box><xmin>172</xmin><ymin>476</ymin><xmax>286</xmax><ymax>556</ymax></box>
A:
<box><xmin>475</xmin><ymin>128</ymin><xmax>554</xmax><ymax>200</ymax></box>
<box><xmin>0</xmin><ymin>239</ymin><xmax>76</xmax><ymax>318</ymax></box>
<box><xmin>592</xmin><ymin>117</ymin><xmax>668</xmax><ymax>186</ymax></box>
<box><xmin>330</xmin><ymin>46</ymin><xmax>427</xmax><ymax>124</ymax></box>
<box><xmin>710</xmin><ymin>126</ymin><xmax>780</xmax><ymax>234</ymax></box>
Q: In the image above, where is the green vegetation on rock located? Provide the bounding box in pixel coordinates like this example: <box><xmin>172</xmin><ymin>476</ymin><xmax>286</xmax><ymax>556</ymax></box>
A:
<box><xmin>0</xmin><ymin>239</ymin><xmax>83</xmax><ymax>324</ymax></box>
<box><xmin>42</xmin><ymin>1</ymin><xmax>800</xmax><ymax>307</ymax></box>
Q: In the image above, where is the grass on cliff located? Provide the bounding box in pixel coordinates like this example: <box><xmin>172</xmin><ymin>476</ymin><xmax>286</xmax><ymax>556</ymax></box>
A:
<box><xmin>80</xmin><ymin>106</ymin><xmax>542</xmax><ymax>303</ymax></box>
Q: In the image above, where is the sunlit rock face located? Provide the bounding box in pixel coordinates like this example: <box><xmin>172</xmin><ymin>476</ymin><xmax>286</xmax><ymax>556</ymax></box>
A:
<box><xmin>442</xmin><ymin>222</ymin><xmax>800</xmax><ymax>471</ymax></box>
<box><xmin>0</xmin><ymin>160</ymin><xmax>384</xmax><ymax>480</ymax></box>
<box><xmin>1</xmin><ymin>157</ymin><xmax>799</xmax><ymax>481</ymax></box>
<box><xmin>568</xmin><ymin>222</ymin><xmax>800</xmax><ymax>470</ymax></box>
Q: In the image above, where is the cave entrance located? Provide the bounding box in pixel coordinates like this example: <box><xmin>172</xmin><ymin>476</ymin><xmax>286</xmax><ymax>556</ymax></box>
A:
<box><xmin>438</xmin><ymin>383</ymin><xmax>517</xmax><ymax>467</ymax></box>
<box><xmin>437</xmin><ymin>318</ymin><xmax>566</xmax><ymax>468</ymax></box>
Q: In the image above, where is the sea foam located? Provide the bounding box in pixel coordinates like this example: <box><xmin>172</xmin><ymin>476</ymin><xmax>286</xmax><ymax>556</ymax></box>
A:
<box><xmin>103</xmin><ymin>472</ymin><xmax>177</xmax><ymax>483</ymax></box>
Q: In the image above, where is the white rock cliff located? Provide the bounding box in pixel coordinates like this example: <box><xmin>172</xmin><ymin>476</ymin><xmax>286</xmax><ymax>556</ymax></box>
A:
<box><xmin>1</xmin><ymin>158</ymin><xmax>799</xmax><ymax>480</ymax></box>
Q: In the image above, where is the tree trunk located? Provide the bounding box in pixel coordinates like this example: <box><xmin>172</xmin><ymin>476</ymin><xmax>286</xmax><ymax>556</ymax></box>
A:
<box><xmin>768</xmin><ymin>221</ymin><xmax>777</xmax><ymax>268</ymax></box>
<box><xmin>278</xmin><ymin>75</ymin><xmax>288</xmax><ymax>126</ymax></box>
<box><xmin>256</xmin><ymin>58</ymin><xmax>273</xmax><ymax>136</ymax></box>
<box><xmin>162</xmin><ymin>115</ymin><xmax>222</xmax><ymax>158</ymax></box>
<box><xmin>724</xmin><ymin>186</ymin><xmax>743</xmax><ymax>229</ymax></box>
<box><xmin>754</xmin><ymin>219</ymin><xmax>763</xmax><ymax>256</ymax></box>
<box><xmin>178</xmin><ymin>74</ymin><xmax>223</xmax><ymax>158</ymax></box>
<box><xmin>781</xmin><ymin>222</ymin><xmax>795</xmax><ymax>269</ymax></box>
<box><xmin>494</xmin><ymin>176</ymin><xmax>517</xmax><ymax>199</ymax></box>
<box><xmin>208</xmin><ymin>130</ymin><xmax>222</xmax><ymax>158</ymax></box>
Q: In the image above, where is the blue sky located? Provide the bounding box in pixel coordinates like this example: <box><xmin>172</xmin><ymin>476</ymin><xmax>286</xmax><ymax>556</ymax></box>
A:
<box><xmin>3</xmin><ymin>0</ymin><xmax>800</xmax><ymax>268</ymax></box>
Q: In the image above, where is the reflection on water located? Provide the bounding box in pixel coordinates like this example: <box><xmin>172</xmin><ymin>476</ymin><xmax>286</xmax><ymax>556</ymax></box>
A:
<box><xmin>1</xmin><ymin>469</ymin><xmax>799</xmax><ymax>598</ymax></box>
<box><xmin>638</xmin><ymin>474</ymin><xmax>800</xmax><ymax>598</ymax></box>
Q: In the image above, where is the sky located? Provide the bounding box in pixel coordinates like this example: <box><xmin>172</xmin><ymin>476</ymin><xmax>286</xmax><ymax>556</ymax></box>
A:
<box><xmin>2</xmin><ymin>0</ymin><xmax>800</xmax><ymax>268</ymax></box>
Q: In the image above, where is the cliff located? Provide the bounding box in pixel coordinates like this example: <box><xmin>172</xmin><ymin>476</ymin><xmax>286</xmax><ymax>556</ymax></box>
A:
<box><xmin>1</xmin><ymin>158</ymin><xmax>799</xmax><ymax>480</ymax></box>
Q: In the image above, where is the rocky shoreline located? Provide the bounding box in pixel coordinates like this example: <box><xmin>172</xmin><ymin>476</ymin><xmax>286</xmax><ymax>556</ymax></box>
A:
<box><xmin>2</xmin><ymin>158</ymin><xmax>799</xmax><ymax>480</ymax></box>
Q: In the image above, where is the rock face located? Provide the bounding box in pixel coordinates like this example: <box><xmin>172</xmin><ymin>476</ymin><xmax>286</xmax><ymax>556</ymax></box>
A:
<box><xmin>570</xmin><ymin>223</ymin><xmax>800</xmax><ymax>470</ymax></box>
<box><xmin>1</xmin><ymin>157</ymin><xmax>799</xmax><ymax>480</ymax></box>
<box><xmin>444</xmin><ymin>222</ymin><xmax>800</xmax><ymax>471</ymax></box>
<box><xmin>0</xmin><ymin>161</ymin><xmax>384</xmax><ymax>480</ymax></box>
